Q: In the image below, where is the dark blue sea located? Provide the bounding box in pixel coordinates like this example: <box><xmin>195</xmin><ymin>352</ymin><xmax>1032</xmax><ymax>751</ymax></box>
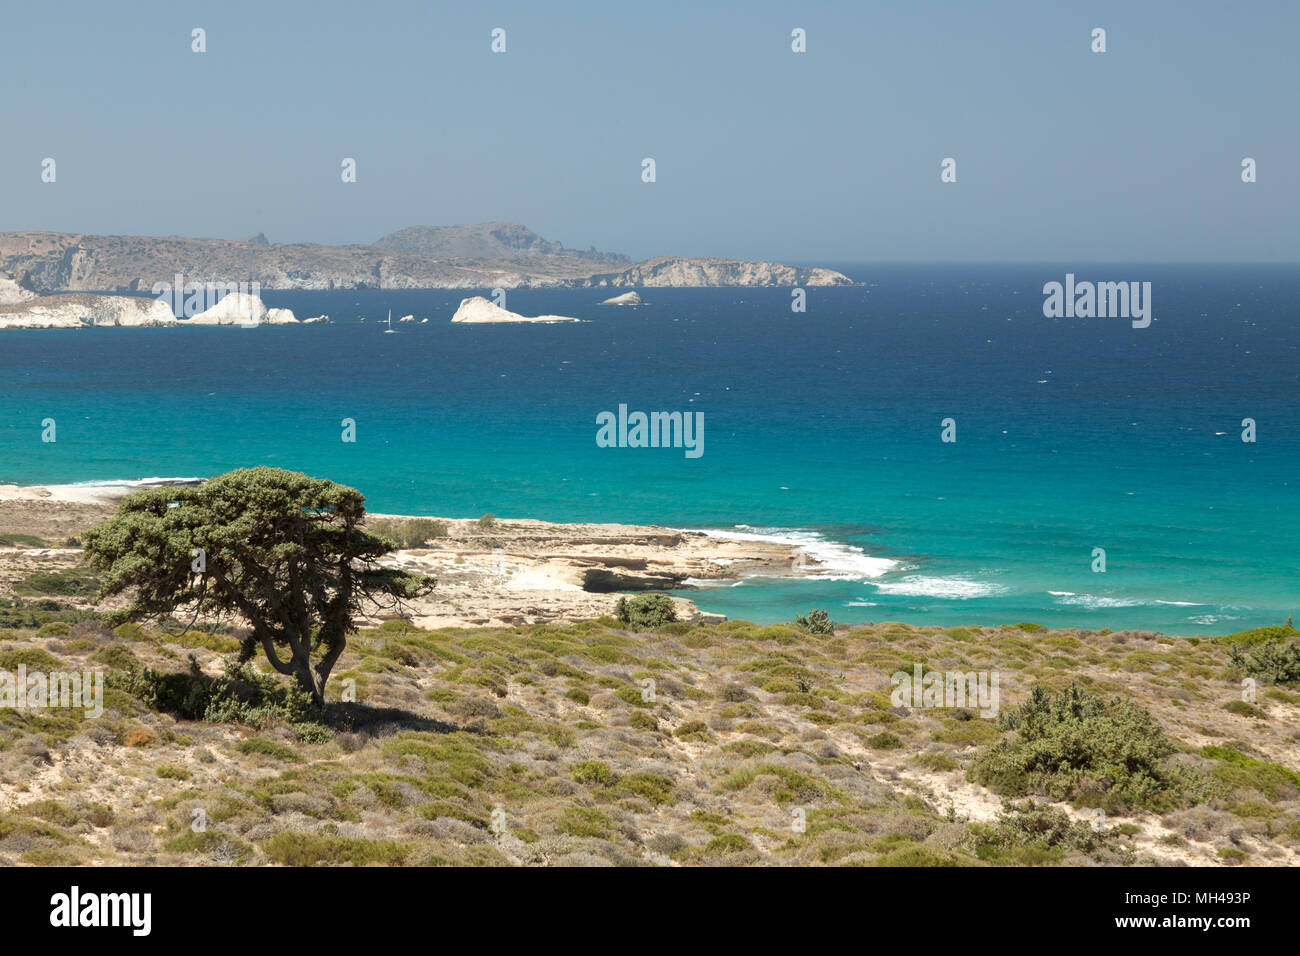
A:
<box><xmin>2</xmin><ymin>263</ymin><xmax>1297</xmax><ymax>634</ymax></box>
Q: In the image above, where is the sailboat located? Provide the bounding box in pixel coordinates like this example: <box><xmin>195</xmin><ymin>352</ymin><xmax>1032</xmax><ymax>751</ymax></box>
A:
<box><xmin>383</xmin><ymin>308</ymin><xmax>397</xmax><ymax>333</ymax></box>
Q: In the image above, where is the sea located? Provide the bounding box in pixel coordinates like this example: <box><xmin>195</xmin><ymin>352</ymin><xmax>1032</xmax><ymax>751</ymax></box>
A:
<box><xmin>1</xmin><ymin>263</ymin><xmax>1296</xmax><ymax>635</ymax></box>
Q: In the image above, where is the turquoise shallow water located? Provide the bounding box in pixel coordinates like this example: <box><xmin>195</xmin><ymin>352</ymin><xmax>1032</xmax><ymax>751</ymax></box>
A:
<box><xmin>1</xmin><ymin>264</ymin><xmax>1296</xmax><ymax>634</ymax></box>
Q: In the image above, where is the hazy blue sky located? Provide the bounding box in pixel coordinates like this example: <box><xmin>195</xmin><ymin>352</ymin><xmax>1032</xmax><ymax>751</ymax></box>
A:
<box><xmin>2</xmin><ymin>0</ymin><xmax>1296</xmax><ymax>262</ymax></box>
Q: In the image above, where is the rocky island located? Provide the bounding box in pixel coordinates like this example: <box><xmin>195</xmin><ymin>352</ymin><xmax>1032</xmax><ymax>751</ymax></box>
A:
<box><xmin>600</xmin><ymin>291</ymin><xmax>643</xmax><ymax>305</ymax></box>
<box><xmin>0</xmin><ymin>222</ymin><xmax>853</xmax><ymax>294</ymax></box>
<box><xmin>451</xmin><ymin>296</ymin><xmax>581</xmax><ymax>324</ymax></box>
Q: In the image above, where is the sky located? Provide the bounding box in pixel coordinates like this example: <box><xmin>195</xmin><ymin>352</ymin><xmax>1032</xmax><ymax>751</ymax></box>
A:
<box><xmin>1</xmin><ymin>0</ymin><xmax>1296</xmax><ymax>262</ymax></box>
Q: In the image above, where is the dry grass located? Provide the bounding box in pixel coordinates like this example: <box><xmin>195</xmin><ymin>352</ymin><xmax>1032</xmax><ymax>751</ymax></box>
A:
<box><xmin>0</xmin><ymin>598</ymin><xmax>1297</xmax><ymax>867</ymax></box>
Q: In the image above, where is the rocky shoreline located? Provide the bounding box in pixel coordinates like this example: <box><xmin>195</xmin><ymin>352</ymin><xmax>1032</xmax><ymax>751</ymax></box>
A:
<box><xmin>0</xmin><ymin>290</ymin><xmax>307</xmax><ymax>329</ymax></box>
<box><xmin>0</xmin><ymin>484</ymin><xmax>810</xmax><ymax>628</ymax></box>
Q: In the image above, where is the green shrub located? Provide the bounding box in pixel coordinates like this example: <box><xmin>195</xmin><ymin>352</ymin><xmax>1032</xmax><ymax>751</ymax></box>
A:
<box><xmin>1216</xmin><ymin>623</ymin><xmax>1300</xmax><ymax>647</ymax></box>
<box><xmin>155</xmin><ymin>765</ymin><xmax>192</xmax><ymax>780</ymax></box>
<box><xmin>415</xmin><ymin>801</ymin><xmax>488</xmax><ymax>828</ymax></box>
<box><xmin>0</xmin><ymin>646</ymin><xmax>63</xmax><ymax>670</ymax></box>
<box><xmin>613</xmin><ymin>772</ymin><xmax>675</xmax><ymax>805</ymax></box>
<box><xmin>235</xmin><ymin>738</ymin><xmax>303</xmax><ymax>762</ymax></box>
<box><xmin>968</xmin><ymin>682</ymin><xmax>1180</xmax><ymax>812</ymax></box>
<box><xmin>21</xmin><ymin>848</ymin><xmax>81</xmax><ymax>865</ymax></box>
<box><xmin>1200</xmin><ymin>746</ymin><xmax>1300</xmax><ymax>799</ymax></box>
<box><xmin>557</xmin><ymin>807</ymin><xmax>613</xmax><ymax>838</ymax></box>
<box><xmin>108</xmin><ymin>657</ymin><xmax>315</xmax><ymax>727</ymax></box>
<box><xmin>614</xmin><ymin>685</ymin><xmax>653</xmax><ymax>708</ymax></box>
<box><xmin>970</xmin><ymin>800</ymin><xmax>1101</xmax><ymax>863</ymax></box>
<box><xmin>14</xmin><ymin>569</ymin><xmax>100</xmax><ymax>597</ymax></box>
<box><xmin>704</xmin><ymin>833</ymin><xmax>751</xmax><ymax>854</ymax></box>
<box><xmin>1222</xmin><ymin>700</ymin><xmax>1266</xmax><ymax>719</ymax></box>
<box><xmin>614</xmin><ymin>594</ymin><xmax>677</xmax><ymax>630</ymax></box>
<box><xmin>571</xmin><ymin>761</ymin><xmax>618</xmax><ymax>787</ymax></box>
<box><xmin>292</xmin><ymin>722</ymin><xmax>334</xmax><ymax>744</ymax></box>
<box><xmin>914</xmin><ymin>752</ymin><xmax>959</xmax><ymax>772</ymax></box>
<box><xmin>722</xmin><ymin>739</ymin><xmax>778</xmax><ymax>758</ymax></box>
<box><xmin>261</xmin><ymin>832</ymin><xmax>408</xmax><ymax>866</ymax></box>
<box><xmin>23</xmin><ymin>800</ymin><xmax>81</xmax><ymax>828</ymax></box>
<box><xmin>867</xmin><ymin>845</ymin><xmax>965</xmax><ymax>867</ymax></box>
<box><xmin>674</xmin><ymin>720</ymin><xmax>710</xmax><ymax>742</ymax></box>
<box><xmin>91</xmin><ymin>644</ymin><xmax>138</xmax><ymax>669</ymax></box>
<box><xmin>368</xmin><ymin>517</ymin><xmax>449</xmax><ymax>549</ymax></box>
<box><xmin>1228</xmin><ymin>639</ymin><xmax>1300</xmax><ymax>686</ymax></box>
<box><xmin>0</xmin><ymin>533</ymin><xmax>45</xmax><ymax>547</ymax></box>
<box><xmin>794</xmin><ymin>609</ymin><xmax>835</xmax><ymax>634</ymax></box>
<box><xmin>163</xmin><ymin>829</ymin><xmax>252</xmax><ymax>861</ymax></box>
<box><xmin>722</xmin><ymin>765</ymin><xmax>836</xmax><ymax>804</ymax></box>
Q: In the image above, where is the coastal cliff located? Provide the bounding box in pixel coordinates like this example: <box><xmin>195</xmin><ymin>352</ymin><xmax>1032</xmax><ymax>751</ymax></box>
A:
<box><xmin>584</xmin><ymin>257</ymin><xmax>848</xmax><ymax>288</ymax></box>
<box><xmin>0</xmin><ymin>293</ymin><xmax>178</xmax><ymax>329</ymax></box>
<box><xmin>0</xmin><ymin>273</ymin><xmax>36</xmax><ymax>305</ymax></box>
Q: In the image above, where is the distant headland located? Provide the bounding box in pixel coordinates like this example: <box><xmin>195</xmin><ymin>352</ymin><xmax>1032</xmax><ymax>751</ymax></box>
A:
<box><xmin>0</xmin><ymin>222</ymin><xmax>852</xmax><ymax>294</ymax></box>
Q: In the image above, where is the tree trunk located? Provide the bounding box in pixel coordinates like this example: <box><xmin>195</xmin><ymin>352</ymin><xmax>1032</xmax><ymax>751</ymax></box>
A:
<box><xmin>256</xmin><ymin>626</ymin><xmax>340</xmax><ymax>710</ymax></box>
<box><xmin>291</xmin><ymin>655</ymin><xmax>325</xmax><ymax>707</ymax></box>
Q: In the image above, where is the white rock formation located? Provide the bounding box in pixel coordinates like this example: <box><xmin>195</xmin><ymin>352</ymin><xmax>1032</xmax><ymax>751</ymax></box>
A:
<box><xmin>0</xmin><ymin>293</ymin><xmax>178</xmax><ymax>329</ymax></box>
<box><xmin>183</xmin><ymin>292</ymin><xmax>298</xmax><ymax>325</ymax></box>
<box><xmin>600</xmin><ymin>291</ymin><xmax>642</xmax><ymax>305</ymax></box>
<box><xmin>302</xmin><ymin>314</ymin><xmax>330</xmax><ymax>324</ymax></box>
<box><xmin>451</xmin><ymin>296</ymin><xmax>580</xmax><ymax>324</ymax></box>
<box><xmin>399</xmin><ymin>314</ymin><xmax>415</xmax><ymax>323</ymax></box>
<box><xmin>0</xmin><ymin>273</ymin><xmax>36</xmax><ymax>306</ymax></box>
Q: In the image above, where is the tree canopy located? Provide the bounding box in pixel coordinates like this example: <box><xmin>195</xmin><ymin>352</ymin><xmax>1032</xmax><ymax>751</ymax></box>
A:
<box><xmin>83</xmin><ymin>467</ymin><xmax>434</xmax><ymax>705</ymax></box>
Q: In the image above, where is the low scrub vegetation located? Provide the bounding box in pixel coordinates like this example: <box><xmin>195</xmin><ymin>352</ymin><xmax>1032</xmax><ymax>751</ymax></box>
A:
<box><xmin>367</xmin><ymin>517</ymin><xmax>449</xmax><ymax>549</ymax></box>
<box><xmin>0</xmin><ymin>594</ymin><xmax>1295</xmax><ymax>867</ymax></box>
<box><xmin>968</xmin><ymin>683</ymin><xmax>1186</xmax><ymax>812</ymax></box>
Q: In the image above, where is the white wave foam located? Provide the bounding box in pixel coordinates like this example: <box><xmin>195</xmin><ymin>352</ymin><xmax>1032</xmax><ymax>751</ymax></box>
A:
<box><xmin>872</xmin><ymin>575</ymin><xmax>1009</xmax><ymax>599</ymax></box>
<box><xmin>1049</xmin><ymin>592</ymin><xmax>1207</xmax><ymax>610</ymax></box>
<box><xmin>680</xmin><ymin>525</ymin><xmax>897</xmax><ymax>580</ymax></box>
<box><xmin>62</xmin><ymin>476</ymin><xmax>206</xmax><ymax>488</ymax></box>
<box><xmin>1050</xmin><ymin>593</ymin><xmax>1145</xmax><ymax>609</ymax></box>
<box><xmin>1190</xmin><ymin>613</ymin><xmax>1240</xmax><ymax>626</ymax></box>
